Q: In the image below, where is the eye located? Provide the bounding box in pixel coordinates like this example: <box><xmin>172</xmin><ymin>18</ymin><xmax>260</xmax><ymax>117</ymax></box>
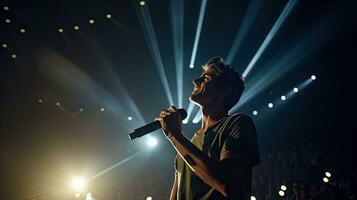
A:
<box><xmin>204</xmin><ymin>75</ymin><xmax>211</xmax><ymax>81</ymax></box>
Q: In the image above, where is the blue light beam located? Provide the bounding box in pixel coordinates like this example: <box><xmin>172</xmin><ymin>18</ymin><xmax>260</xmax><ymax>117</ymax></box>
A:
<box><xmin>242</xmin><ymin>0</ymin><xmax>298</xmax><ymax>77</ymax></box>
<box><xmin>136</xmin><ymin>4</ymin><xmax>174</xmax><ymax>105</ymax></box>
<box><xmin>226</xmin><ymin>0</ymin><xmax>264</xmax><ymax>64</ymax></box>
<box><xmin>170</xmin><ymin>0</ymin><xmax>184</xmax><ymax>108</ymax></box>
<box><xmin>189</xmin><ymin>0</ymin><xmax>208</xmax><ymax>68</ymax></box>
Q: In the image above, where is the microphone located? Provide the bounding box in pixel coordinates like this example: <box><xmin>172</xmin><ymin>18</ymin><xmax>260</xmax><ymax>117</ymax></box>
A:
<box><xmin>128</xmin><ymin>108</ymin><xmax>187</xmax><ymax>140</ymax></box>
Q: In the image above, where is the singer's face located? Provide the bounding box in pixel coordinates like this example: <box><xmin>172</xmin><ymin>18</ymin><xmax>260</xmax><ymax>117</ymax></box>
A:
<box><xmin>189</xmin><ymin>67</ymin><xmax>222</xmax><ymax>107</ymax></box>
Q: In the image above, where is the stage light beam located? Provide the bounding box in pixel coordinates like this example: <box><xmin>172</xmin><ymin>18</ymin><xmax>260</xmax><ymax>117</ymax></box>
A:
<box><xmin>188</xmin><ymin>0</ymin><xmax>208</xmax><ymax>68</ymax></box>
<box><xmin>242</xmin><ymin>0</ymin><xmax>298</xmax><ymax>77</ymax></box>
<box><xmin>293</xmin><ymin>87</ymin><xmax>299</xmax><ymax>93</ymax></box>
<box><xmin>268</xmin><ymin>103</ymin><xmax>273</xmax><ymax>108</ymax></box>
<box><xmin>325</xmin><ymin>171</ymin><xmax>331</xmax><ymax>177</ymax></box>
<box><xmin>311</xmin><ymin>75</ymin><xmax>316</xmax><ymax>80</ymax></box>
<box><xmin>281</xmin><ymin>95</ymin><xmax>286</xmax><ymax>101</ymax></box>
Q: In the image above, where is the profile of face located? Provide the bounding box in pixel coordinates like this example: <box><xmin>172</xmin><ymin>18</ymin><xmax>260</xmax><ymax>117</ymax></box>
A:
<box><xmin>189</xmin><ymin>67</ymin><xmax>226</xmax><ymax>108</ymax></box>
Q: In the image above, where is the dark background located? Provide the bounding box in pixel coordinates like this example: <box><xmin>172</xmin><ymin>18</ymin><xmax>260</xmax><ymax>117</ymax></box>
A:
<box><xmin>1</xmin><ymin>0</ymin><xmax>356</xmax><ymax>199</ymax></box>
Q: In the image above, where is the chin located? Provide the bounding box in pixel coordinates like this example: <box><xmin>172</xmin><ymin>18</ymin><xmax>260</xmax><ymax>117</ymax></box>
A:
<box><xmin>189</xmin><ymin>95</ymin><xmax>203</xmax><ymax>107</ymax></box>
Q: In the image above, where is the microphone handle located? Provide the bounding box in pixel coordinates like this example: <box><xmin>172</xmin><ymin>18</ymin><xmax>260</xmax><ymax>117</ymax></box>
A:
<box><xmin>128</xmin><ymin>121</ymin><xmax>161</xmax><ymax>140</ymax></box>
<box><xmin>128</xmin><ymin>108</ymin><xmax>187</xmax><ymax>140</ymax></box>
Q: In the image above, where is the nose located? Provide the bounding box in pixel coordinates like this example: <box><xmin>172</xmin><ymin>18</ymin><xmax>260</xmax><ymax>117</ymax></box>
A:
<box><xmin>193</xmin><ymin>77</ymin><xmax>202</xmax><ymax>86</ymax></box>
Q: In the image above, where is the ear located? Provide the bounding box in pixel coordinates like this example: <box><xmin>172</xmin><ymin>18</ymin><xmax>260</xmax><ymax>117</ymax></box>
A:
<box><xmin>218</xmin><ymin>87</ymin><xmax>232</xmax><ymax>99</ymax></box>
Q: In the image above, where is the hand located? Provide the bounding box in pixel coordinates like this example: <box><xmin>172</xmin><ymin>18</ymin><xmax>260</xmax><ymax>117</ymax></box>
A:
<box><xmin>155</xmin><ymin>106</ymin><xmax>183</xmax><ymax>140</ymax></box>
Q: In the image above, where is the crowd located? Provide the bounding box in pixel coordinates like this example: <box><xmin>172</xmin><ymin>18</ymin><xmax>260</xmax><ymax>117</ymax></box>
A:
<box><xmin>122</xmin><ymin>144</ymin><xmax>355</xmax><ymax>200</ymax></box>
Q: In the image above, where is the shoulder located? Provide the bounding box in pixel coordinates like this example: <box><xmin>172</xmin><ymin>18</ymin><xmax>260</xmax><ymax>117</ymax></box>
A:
<box><xmin>226</xmin><ymin>113</ymin><xmax>254</xmax><ymax>127</ymax></box>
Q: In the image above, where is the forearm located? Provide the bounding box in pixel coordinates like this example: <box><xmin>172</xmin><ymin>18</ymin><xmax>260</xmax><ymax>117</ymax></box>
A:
<box><xmin>169</xmin><ymin>133</ymin><xmax>227</xmax><ymax>196</ymax></box>
<box><xmin>169</xmin><ymin>172</ymin><xmax>178</xmax><ymax>200</ymax></box>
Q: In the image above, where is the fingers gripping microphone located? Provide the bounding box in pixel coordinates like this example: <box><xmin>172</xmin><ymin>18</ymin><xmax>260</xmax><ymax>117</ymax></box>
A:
<box><xmin>128</xmin><ymin>108</ymin><xmax>187</xmax><ymax>140</ymax></box>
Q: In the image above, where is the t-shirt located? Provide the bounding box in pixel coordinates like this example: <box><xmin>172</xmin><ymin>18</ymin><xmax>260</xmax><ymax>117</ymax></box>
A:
<box><xmin>174</xmin><ymin>113</ymin><xmax>260</xmax><ymax>200</ymax></box>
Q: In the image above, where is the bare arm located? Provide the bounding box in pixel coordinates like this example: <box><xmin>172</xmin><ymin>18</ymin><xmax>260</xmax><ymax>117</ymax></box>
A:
<box><xmin>169</xmin><ymin>171</ymin><xmax>178</xmax><ymax>200</ymax></box>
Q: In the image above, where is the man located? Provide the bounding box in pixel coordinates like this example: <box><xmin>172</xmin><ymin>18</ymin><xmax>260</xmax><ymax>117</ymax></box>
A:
<box><xmin>155</xmin><ymin>57</ymin><xmax>260</xmax><ymax>200</ymax></box>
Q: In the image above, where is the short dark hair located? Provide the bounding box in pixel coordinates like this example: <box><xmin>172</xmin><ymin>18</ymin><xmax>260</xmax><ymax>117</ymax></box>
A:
<box><xmin>203</xmin><ymin>57</ymin><xmax>245</xmax><ymax>110</ymax></box>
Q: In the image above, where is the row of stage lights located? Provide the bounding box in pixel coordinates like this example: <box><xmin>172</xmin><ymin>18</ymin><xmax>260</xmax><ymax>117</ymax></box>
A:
<box><xmin>1</xmin><ymin>1</ymin><xmax>147</xmax><ymax>59</ymax></box>
<box><xmin>37</xmin><ymin>98</ymin><xmax>133</xmax><ymax>121</ymax></box>
<box><xmin>251</xmin><ymin>75</ymin><xmax>316</xmax><ymax>116</ymax></box>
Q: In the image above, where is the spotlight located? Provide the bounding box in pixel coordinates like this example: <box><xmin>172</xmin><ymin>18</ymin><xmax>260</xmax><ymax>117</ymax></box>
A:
<box><xmin>86</xmin><ymin>193</ymin><xmax>92</xmax><ymax>197</ymax></box>
<box><xmin>106</xmin><ymin>14</ymin><xmax>112</xmax><ymax>19</ymax></box>
<box><xmin>192</xmin><ymin>119</ymin><xmax>200</xmax><ymax>124</ymax></box>
<box><xmin>252</xmin><ymin>110</ymin><xmax>258</xmax><ymax>116</ymax></box>
<box><xmin>75</xmin><ymin>193</ymin><xmax>80</xmax><ymax>198</ymax></box>
<box><xmin>183</xmin><ymin>120</ymin><xmax>188</xmax><ymax>124</ymax></box>
<box><xmin>281</xmin><ymin>185</ymin><xmax>287</xmax><ymax>191</ymax></box>
<box><xmin>79</xmin><ymin>108</ymin><xmax>84</xmax><ymax>112</ymax></box>
<box><xmin>325</xmin><ymin>171</ymin><xmax>331</xmax><ymax>177</ymax></box>
<box><xmin>250</xmin><ymin>196</ymin><xmax>256</xmax><ymax>200</ymax></box>
<box><xmin>11</xmin><ymin>54</ymin><xmax>17</xmax><ymax>59</ymax></box>
<box><xmin>323</xmin><ymin>177</ymin><xmax>329</xmax><ymax>183</ymax></box>
<box><xmin>2</xmin><ymin>43</ymin><xmax>7</xmax><ymax>48</ymax></box>
<box><xmin>128</xmin><ymin>116</ymin><xmax>132</xmax><ymax>120</ymax></box>
<box><xmin>146</xmin><ymin>197</ymin><xmax>152</xmax><ymax>200</ymax></box>
<box><xmin>281</xmin><ymin>95</ymin><xmax>286</xmax><ymax>101</ymax></box>
<box><xmin>268</xmin><ymin>103</ymin><xmax>273</xmax><ymax>108</ymax></box>
<box><xmin>74</xmin><ymin>25</ymin><xmax>80</xmax><ymax>31</ymax></box>
<box><xmin>3</xmin><ymin>6</ymin><xmax>10</xmax><ymax>11</ymax></box>
<box><xmin>71</xmin><ymin>178</ymin><xmax>86</xmax><ymax>191</ymax></box>
<box><xmin>38</xmin><ymin>99</ymin><xmax>43</xmax><ymax>103</ymax></box>
<box><xmin>89</xmin><ymin>19</ymin><xmax>95</xmax><ymax>24</ymax></box>
<box><xmin>311</xmin><ymin>75</ymin><xmax>316</xmax><ymax>80</ymax></box>
<box><xmin>20</xmin><ymin>28</ymin><xmax>26</xmax><ymax>33</ymax></box>
<box><xmin>147</xmin><ymin>137</ymin><xmax>158</xmax><ymax>147</ymax></box>
<box><xmin>56</xmin><ymin>102</ymin><xmax>61</xmax><ymax>106</ymax></box>
<box><xmin>189</xmin><ymin>64</ymin><xmax>194</xmax><ymax>69</ymax></box>
<box><xmin>5</xmin><ymin>18</ymin><xmax>11</xmax><ymax>24</ymax></box>
<box><xmin>58</xmin><ymin>28</ymin><xmax>64</xmax><ymax>33</ymax></box>
<box><xmin>100</xmin><ymin>107</ymin><xmax>105</xmax><ymax>112</ymax></box>
<box><xmin>278</xmin><ymin>190</ymin><xmax>285</xmax><ymax>196</ymax></box>
<box><xmin>293</xmin><ymin>87</ymin><xmax>299</xmax><ymax>93</ymax></box>
<box><xmin>139</xmin><ymin>1</ymin><xmax>146</xmax><ymax>6</ymax></box>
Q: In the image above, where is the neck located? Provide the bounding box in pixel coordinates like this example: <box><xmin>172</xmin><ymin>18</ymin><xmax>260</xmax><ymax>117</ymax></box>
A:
<box><xmin>200</xmin><ymin>103</ymin><xmax>228</xmax><ymax>132</ymax></box>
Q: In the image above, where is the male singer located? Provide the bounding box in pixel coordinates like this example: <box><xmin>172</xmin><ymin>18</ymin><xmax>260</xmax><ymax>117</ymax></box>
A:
<box><xmin>155</xmin><ymin>57</ymin><xmax>260</xmax><ymax>200</ymax></box>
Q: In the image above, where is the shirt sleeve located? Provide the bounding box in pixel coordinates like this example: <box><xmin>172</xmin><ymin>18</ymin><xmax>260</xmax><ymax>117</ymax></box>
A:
<box><xmin>221</xmin><ymin>114</ymin><xmax>260</xmax><ymax>166</ymax></box>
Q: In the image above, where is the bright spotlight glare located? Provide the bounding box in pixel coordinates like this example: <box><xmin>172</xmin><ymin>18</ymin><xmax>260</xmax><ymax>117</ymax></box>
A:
<box><xmin>139</xmin><ymin>1</ymin><xmax>146</xmax><ymax>6</ymax></box>
<box><xmin>281</xmin><ymin>95</ymin><xmax>286</xmax><ymax>101</ymax></box>
<box><xmin>281</xmin><ymin>185</ymin><xmax>287</xmax><ymax>191</ymax></box>
<box><xmin>311</xmin><ymin>75</ymin><xmax>316</xmax><ymax>80</ymax></box>
<box><xmin>38</xmin><ymin>99</ymin><xmax>43</xmax><ymax>103</ymax></box>
<box><xmin>325</xmin><ymin>171</ymin><xmax>331</xmax><ymax>177</ymax></box>
<box><xmin>146</xmin><ymin>196</ymin><xmax>152</xmax><ymax>200</ymax></box>
<box><xmin>106</xmin><ymin>14</ymin><xmax>112</xmax><ymax>19</ymax></box>
<box><xmin>75</xmin><ymin>193</ymin><xmax>80</xmax><ymax>197</ymax></box>
<box><xmin>293</xmin><ymin>87</ymin><xmax>299</xmax><ymax>93</ymax></box>
<box><xmin>74</xmin><ymin>25</ymin><xmax>80</xmax><ymax>30</ymax></box>
<box><xmin>250</xmin><ymin>196</ymin><xmax>256</xmax><ymax>200</ymax></box>
<box><xmin>71</xmin><ymin>178</ymin><xmax>86</xmax><ymax>190</ymax></box>
<box><xmin>189</xmin><ymin>64</ymin><xmax>194</xmax><ymax>69</ymax></box>
<box><xmin>268</xmin><ymin>103</ymin><xmax>273</xmax><ymax>108</ymax></box>
<box><xmin>278</xmin><ymin>190</ymin><xmax>285</xmax><ymax>196</ymax></box>
<box><xmin>252</xmin><ymin>110</ymin><xmax>258</xmax><ymax>116</ymax></box>
<box><xmin>147</xmin><ymin>137</ymin><xmax>158</xmax><ymax>147</ymax></box>
<box><xmin>86</xmin><ymin>193</ymin><xmax>92</xmax><ymax>197</ymax></box>
<box><xmin>128</xmin><ymin>116</ymin><xmax>133</xmax><ymax>120</ymax></box>
<box><xmin>323</xmin><ymin>177</ymin><xmax>329</xmax><ymax>183</ymax></box>
<box><xmin>100</xmin><ymin>107</ymin><xmax>105</xmax><ymax>112</ymax></box>
<box><xmin>89</xmin><ymin>19</ymin><xmax>95</xmax><ymax>24</ymax></box>
<box><xmin>58</xmin><ymin>28</ymin><xmax>64</xmax><ymax>33</ymax></box>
